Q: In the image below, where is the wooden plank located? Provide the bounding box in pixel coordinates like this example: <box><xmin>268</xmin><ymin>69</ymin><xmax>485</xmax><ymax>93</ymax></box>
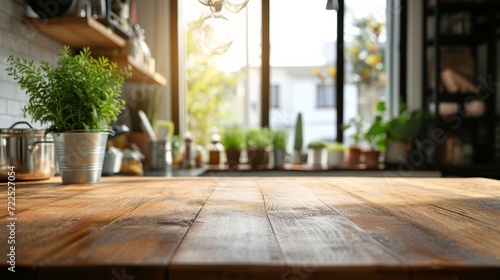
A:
<box><xmin>170</xmin><ymin>177</ymin><xmax>283</xmax><ymax>280</ymax></box>
<box><xmin>319</xmin><ymin>177</ymin><xmax>500</xmax><ymax>278</ymax></box>
<box><xmin>0</xmin><ymin>177</ymin><xmax>216</xmax><ymax>279</ymax></box>
<box><xmin>256</xmin><ymin>177</ymin><xmax>407</xmax><ymax>280</ymax></box>
<box><xmin>32</xmin><ymin>178</ymin><xmax>218</xmax><ymax>280</ymax></box>
<box><xmin>291</xmin><ymin>178</ymin><xmax>499</xmax><ymax>272</ymax></box>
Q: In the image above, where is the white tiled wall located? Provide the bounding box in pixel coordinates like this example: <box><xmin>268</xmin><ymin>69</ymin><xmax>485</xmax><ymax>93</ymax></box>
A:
<box><xmin>0</xmin><ymin>0</ymin><xmax>62</xmax><ymax>128</ymax></box>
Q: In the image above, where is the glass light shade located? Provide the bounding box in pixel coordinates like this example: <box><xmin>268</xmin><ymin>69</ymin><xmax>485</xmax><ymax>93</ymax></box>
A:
<box><xmin>196</xmin><ymin>13</ymin><xmax>233</xmax><ymax>55</ymax></box>
<box><xmin>198</xmin><ymin>0</ymin><xmax>223</xmax><ymax>6</ymax></box>
<box><xmin>223</xmin><ymin>0</ymin><xmax>250</xmax><ymax>13</ymax></box>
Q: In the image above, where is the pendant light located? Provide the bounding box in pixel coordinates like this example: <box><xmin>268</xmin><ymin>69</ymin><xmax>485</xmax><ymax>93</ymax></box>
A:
<box><xmin>326</xmin><ymin>0</ymin><xmax>339</xmax><ymax>10</ymax></box>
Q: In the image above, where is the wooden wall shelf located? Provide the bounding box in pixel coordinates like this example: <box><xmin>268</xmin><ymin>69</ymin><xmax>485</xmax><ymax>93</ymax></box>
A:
<box><xmin>24</xmin><ymin>17</ymin><xmax>167</xmax><ymax>86</ymax></box>
<box><xmin>24</xmin><ymin>17</ymin><xmax>126</xmax><ymax>48</ymax></box>
<box><xmin>112</xmin><ymin>55</ymin><xmax>168</xmax><ymax>86</ymax></box>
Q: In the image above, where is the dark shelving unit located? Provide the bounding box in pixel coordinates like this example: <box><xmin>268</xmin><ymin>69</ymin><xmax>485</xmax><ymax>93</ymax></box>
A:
<box><xmin>423</xmin><ymin>0</ymin><xmax>500</xmax><ymax>178</ymax></box>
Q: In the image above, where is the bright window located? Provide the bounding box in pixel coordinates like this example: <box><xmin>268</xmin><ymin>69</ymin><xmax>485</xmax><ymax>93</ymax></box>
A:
<box><xmin>177</xmin><ymin>0</ymin><xmax>390</xmax><ymax>150</ymax></box>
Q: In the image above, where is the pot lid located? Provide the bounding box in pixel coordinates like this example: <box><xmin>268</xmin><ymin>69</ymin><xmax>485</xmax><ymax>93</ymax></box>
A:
<box><xmin>0</xmin><ymin>121</ymin><xmax>48</xmax><ymax>135</ymax></box>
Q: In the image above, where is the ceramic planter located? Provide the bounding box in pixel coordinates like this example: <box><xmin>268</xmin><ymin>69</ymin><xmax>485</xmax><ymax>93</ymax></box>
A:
<box><xmin>385</xmin><ymin>140</ymin><xmax>411</xmax><ymax>165</ymax></box>
<box><xmin>327</xmin><ymin>150</ymin><xmax>344</xmax><ymax>167</ymax></box>
<box><xmin>307</xmin><ymin>148</ymin><xmax>327</xmax><ymax>166</ymax></box>
<box><xmin>273</xmin><ymin>148</ymin><xmax>286</xmax><ymax>169</ymax></box>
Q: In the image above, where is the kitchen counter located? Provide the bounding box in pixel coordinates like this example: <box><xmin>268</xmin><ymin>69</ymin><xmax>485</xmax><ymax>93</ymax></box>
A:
<box><xmin>1</xmin><ymin>176</ymin><xmax>499</xmax><ymax>279</ymax></box>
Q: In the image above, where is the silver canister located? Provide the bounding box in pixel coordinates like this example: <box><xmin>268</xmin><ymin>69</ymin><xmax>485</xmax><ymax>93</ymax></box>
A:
<box><xmin>149</xmin><ymin>139</ymin><xmax>172</xmax><ymax>170</ymax></box>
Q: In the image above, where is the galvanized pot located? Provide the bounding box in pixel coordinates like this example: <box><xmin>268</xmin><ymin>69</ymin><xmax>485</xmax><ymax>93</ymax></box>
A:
<box><xmin>53</xmin><ymin>132</ymin><xmax>109</xmax><ymax>184</ymax></box>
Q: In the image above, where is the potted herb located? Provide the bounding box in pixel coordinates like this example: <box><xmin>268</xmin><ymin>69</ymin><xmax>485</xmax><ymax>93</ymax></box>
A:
<box><xmin>362</xmin><ymin>101</ymin><xmax>387</xmax><ymax>169</ymax></box>
<box><xmin>327</xmin><ymin>142</ymin><xmax>345</xmax><ymax>167</ymax></box>
<box><xmin>343</xmin><ymin>116</ymin><xmax>364</xmax><ymax>164</ymax></box>
<box><xmin>221</xmin><ymin>125</ymin><xmax>244</xmax><ymax>169</ymax></box>
<box><xmin>245</xmin><ymin>127</ymin><xmax>271</xmax><ymax>170</ymax></box>
<box><xmin>272</xmin><ymin>128</ymin><xmax>288</xmax><ymax>169</ymax></box>
<box><xmin>385</xmin><ymin>106</ymin><xmax>428</xmax><ymax>165</ymax></box>
<box><xmin>307</xmin><ymin>141</ymin><xmax>328</xmax><ymax>167</ymax></box>
<box><xmin>6</xmin><ymin>45</ymin><xmax>131</xmax><ymax>184</ymax></box>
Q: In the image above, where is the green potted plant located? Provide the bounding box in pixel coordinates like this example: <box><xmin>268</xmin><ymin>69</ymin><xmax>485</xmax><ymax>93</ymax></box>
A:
<box><xmin>327</xmin><ymin>142</ymin><xmax>345</xmax><ymax>167</ymax></box>
<box><xmin>307</xmin><ymin>140</ymin><xmax>328</xmax><ymax>167</ymax></box>
<box><xmin>362</xmin><ymin>100</ymin><xmax>387</xmax><ymax>169</ymax></box>
<box><xmin>385</xmin><ymin>105</ymin><xmax>428</xmax><ymax>165</ymax></box>
<box><xmin>221</xmin><ymin>125</ymin><xmax>244</xmax><ymax>169</ymax></box>
<box><xmin>6</xmin><ymin>45</ymin><xmax>131</xmax><ymax>184</ymax></box>
<box><xmin>245</xmin><ymin>127</ymin><xmax>271</xmax><ymax>170</ymax></box>
<box><xmin>272</xmin><ymin>128</ymin><xmax>288</xmax><ymax>169</ymax></box>
<box><xmin>343</xmin><ymin>116</ymin><xmax>364</xmax><ymax>164</ymax></box>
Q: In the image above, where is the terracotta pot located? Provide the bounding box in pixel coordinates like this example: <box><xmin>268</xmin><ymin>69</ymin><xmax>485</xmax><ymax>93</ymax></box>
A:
<box><xmin>247</xmin><ymin>148</ymin><xmax>269</xmax><ymax>170</ymax></box>
<box><xmin>363</xmin><ymin>150</ymin><xmax>380</xmax><ymax>169</ymax></box>
<box><xmin>225</xmin><ymin>148</ymin><xmax>241</xmax><ymax>170</ymax></box>
<box><xmin>346</xmin><ymin>147</ymin><xmax>362</xmax><ymax>164</ymax></box>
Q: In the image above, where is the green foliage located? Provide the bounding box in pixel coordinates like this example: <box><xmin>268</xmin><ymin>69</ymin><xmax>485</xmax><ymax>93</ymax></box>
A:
<box><xmin>327</xmin><ymin>142</ymin><xmax>345</xmax><ymax>151</ymax></box>
<box><xmin>307</xmin><ymin>141</ymin><xmax>328</xmax><ymax>150</ymax></box>
<box><xmin>186</xmin><ymin>20</ymin><xmax>242</xmax><ymax>146</ymax></box>
<box><xmin>272</xmin><ymin>128</ymin><xmax>288</xmax><ymax>150</ymax></box>
<box><xmin>363</xmin><ymin>100</ymin><xmax>387</xmax><ymax>151</ymax></box>
<box><xmin>293</xmin><ymin>113</ymin><xmax>303</xmax><ymax>151</ymax></box>
<box><xmin>343</xmin><ymin>116</ymin><xmax>364</xmax><ymax>148</ymax></box>
<box><xmin>221</xmin><ymin>125</ymin><xmax>244</xmax><ymax>150</ymax></box>
<box><xmin>386</xmin><ymin>106</ymin><xmax>428</xmax><ymax>141</ymax></box>
<box><xmin>6</xmin><ymin>45</ymin><xmax>131</xmax><ymax>133</ymax></box>
<box><xmin>246</xmin><ymin>127</ymin><xmax>271</xmax><ymax>149</ymax></box>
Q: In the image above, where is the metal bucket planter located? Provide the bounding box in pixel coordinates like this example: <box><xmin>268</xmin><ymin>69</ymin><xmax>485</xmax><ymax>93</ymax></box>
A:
<box><xmin>53</xmin><ymin>132</ymin><xmax>109</xmax><ymax>184</ymax></box>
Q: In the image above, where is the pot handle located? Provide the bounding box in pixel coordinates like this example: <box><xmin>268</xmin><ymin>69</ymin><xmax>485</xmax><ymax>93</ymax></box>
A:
<box><xmin>29</xmin><ymin>140</ymin><xmax>54</xmax><ymax>151</ymax></box>
<box><xmin>9</xmin><ymin>121</ymin><xmax>34</xmax><ymax>129</ymax></box>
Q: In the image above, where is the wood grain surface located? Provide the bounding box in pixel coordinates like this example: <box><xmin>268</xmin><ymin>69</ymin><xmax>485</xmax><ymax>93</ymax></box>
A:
<box><xmin>0</xmin><ymin>176</ymin><xmax>499</xmax><ymax>280</ymax></box>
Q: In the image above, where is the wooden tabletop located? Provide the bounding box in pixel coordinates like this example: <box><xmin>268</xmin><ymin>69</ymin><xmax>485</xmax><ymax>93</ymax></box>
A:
<box><xmin>1</xmin><ymin>176</ymin><xmax>499</xmax><ymax>280</ymax></box>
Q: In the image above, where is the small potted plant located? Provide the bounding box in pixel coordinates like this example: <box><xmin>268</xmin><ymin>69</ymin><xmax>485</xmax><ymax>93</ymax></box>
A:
<box><xmin>327</xmin><ymin>142</ymin><xmax>345</xmax><ymax>167</ymax></box>
<box><xmin>245</xmin><ymin>127</ymin><xmax>271</xmax><ymax>170</ymax></box>
<box><xmin>272</xmin><ymin>128</ymin><xmax>288</xmax><ymax>169</ymax></box>
<box><xmin>307</xmin><ymin>141</ymin><xmax>328</xmax><ymax>167</ymax></box>
<box><xmin>343</xmin><ymin>116</ymin><xmax>364</xmax><ymax>164</ymax></box>
<box><xmin>385</xmin><ymin>106</ymin><xmax>428</xmax><ymax>165</ymax></box>
<box><xmin>362</xmin><ymin>101</ymin><xmax>387</xmax><ymax>169</ymax></box>
<box><xmin>221</xmin><ymin>125</ymin><xmax>244</xmax><ymax>169</ymax></box>
<box><xmin>6</xmin><ymin>45</ymin><xmax>131</xmax><ymax>184</ymax></box>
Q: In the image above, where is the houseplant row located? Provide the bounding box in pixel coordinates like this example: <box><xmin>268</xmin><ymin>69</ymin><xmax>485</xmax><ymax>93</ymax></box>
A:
<box><xmin>220</xmin><ymin>126</ymin><xmax>290</xmax><ymax>170</ymax></box>
<box><xmin>344</xmin><ymin>100</ymin><xmax>428</xmax><ymax>168</ymax></box>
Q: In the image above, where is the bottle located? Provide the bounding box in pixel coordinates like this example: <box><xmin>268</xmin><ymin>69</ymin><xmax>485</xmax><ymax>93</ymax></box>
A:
<box><xmin>208</xmin><ymin>127</ymin><xmax>224</xmax><ymax>165</ymax></box>
<box><xmin>183</xmin><ymin>131</ymin><xmax>196</xmax><ymax>168</ymax></box>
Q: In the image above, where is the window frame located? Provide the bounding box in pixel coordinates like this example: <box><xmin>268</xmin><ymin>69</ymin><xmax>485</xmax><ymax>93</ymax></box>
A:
<box><xmin>316</xmin><ymin>84</ymin><xmax>336</xmax><ymax>108</ymax></box>
<box><xmin>170</xmin><ymin>0</ymin><xmax>404</xmax><ymax>144</ymax></box>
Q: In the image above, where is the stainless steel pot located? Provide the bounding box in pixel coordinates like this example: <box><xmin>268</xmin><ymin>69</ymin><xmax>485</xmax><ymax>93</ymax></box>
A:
<box><xmin>0</xmin><ymin>122</ymin><xmax>55</xmax><ymax>181</ymax></box>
